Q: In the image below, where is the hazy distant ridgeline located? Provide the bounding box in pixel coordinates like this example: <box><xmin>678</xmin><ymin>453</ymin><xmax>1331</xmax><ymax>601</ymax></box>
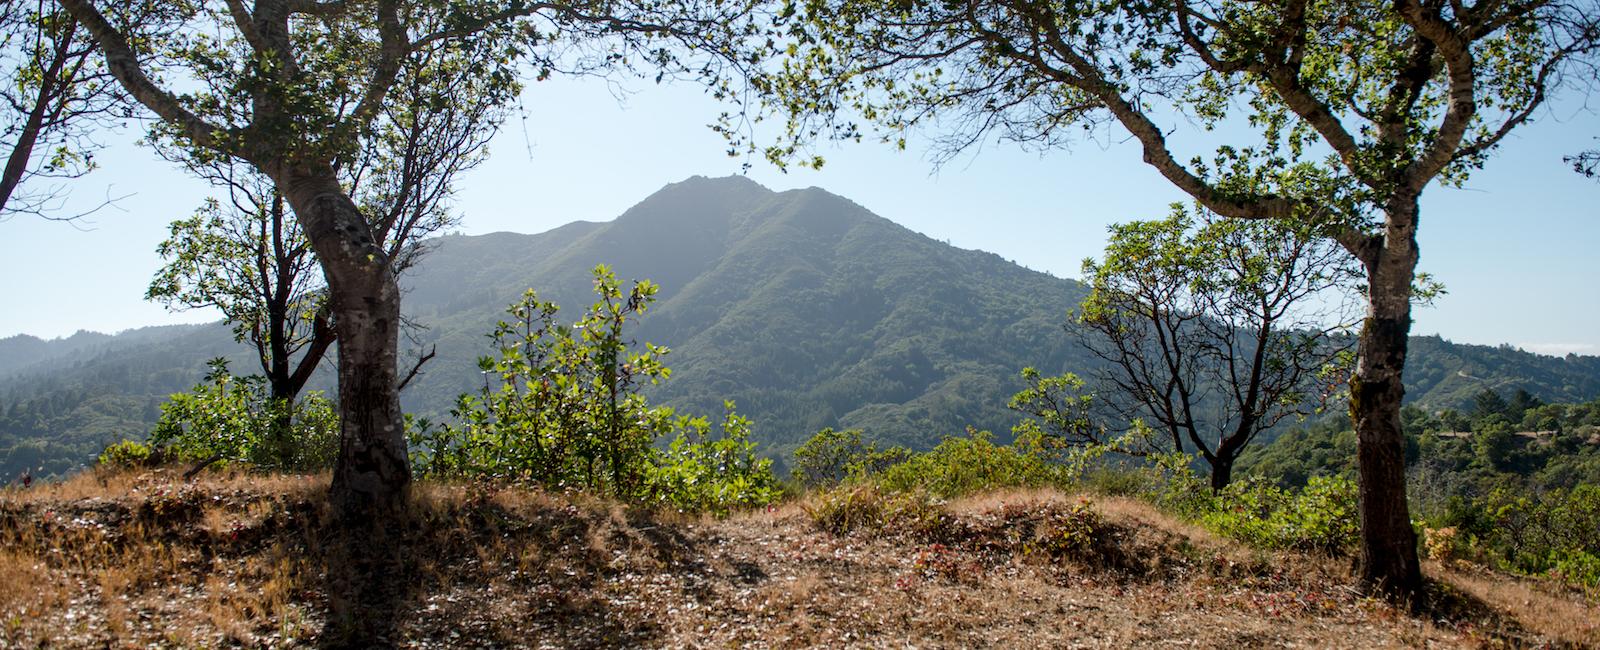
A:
<box><xmin>4</xmin><ymin>176</ymin><xmax>1599</xmax><ymax>478</ymax></box>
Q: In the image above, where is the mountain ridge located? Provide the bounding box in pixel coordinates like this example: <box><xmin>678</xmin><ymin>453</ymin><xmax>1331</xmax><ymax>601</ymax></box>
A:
<box><xmin>4</xmin><ymin>175</ymin><xmax>1599</xmax><ymax>477</ymax></box>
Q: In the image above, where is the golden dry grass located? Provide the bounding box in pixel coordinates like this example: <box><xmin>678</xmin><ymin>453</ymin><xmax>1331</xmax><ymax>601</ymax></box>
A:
<box><xmin>0</xmin><ymin>470</ymin><xmax>1593</xmax><ymax>648</ymax></box>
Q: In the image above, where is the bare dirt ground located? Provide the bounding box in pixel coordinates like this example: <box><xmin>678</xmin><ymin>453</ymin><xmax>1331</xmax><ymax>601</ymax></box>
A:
<box><xmin>1</xmin><ymin>470</ymin><xmax>1595</xmax><ymax>648</ymax></box>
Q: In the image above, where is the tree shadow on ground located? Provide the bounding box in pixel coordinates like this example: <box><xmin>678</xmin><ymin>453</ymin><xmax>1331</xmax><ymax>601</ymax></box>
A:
<box><xmin>1413</xmin><ymin>576</ymin><xmax>1538</xmax><ymax>646</ymax></box>
<box><xmin>311</xmin><ymin>488</ymin><xmax>719</xmax><ymax>648</ymax></box>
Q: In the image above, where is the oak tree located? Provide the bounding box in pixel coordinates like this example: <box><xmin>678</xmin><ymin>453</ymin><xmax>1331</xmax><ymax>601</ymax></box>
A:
<box><xmin>1075</xmin><ymin>209</ymin><xmax>1357</xmax><ymax>490</ymax></box>
<box><xmin>145</xmin><ymin>35</ymin><xmax>503</xmax><ymax>463</ymax></box>
<box><xmin>754</xmin><ymin>0</ymin><xmax>1600</xmax><ymax>596</ymax></box>
<box><xmin>59</xmin><ymin>0</ymin><xmax>762</xmax><ymax>521</ymax></box>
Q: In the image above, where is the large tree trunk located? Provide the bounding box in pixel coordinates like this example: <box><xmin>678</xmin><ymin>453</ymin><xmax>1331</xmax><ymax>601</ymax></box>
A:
<box><xmin>1208</xmin><ymin>454</ymin><xmax>1234</xmax><ymax>492</ymax></box>
<box><xmin>1350</xmin><ymin>199</ymin><xmax>1423</xmax><ymax>598</ymax></box>
<box><xmin>273</xmin><ymin>163</ymin><xmax>410</xmax><ymax>516</ymax></box>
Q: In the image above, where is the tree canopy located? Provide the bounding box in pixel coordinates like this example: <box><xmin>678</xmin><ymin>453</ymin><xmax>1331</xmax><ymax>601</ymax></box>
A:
<box><xmin>747</xmin><ymin>0</ymin><xmax>1600</xmax><ymax>597</ymax></box>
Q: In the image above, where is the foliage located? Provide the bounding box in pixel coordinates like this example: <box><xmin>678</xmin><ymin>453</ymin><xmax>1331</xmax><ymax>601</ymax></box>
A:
<box><xmin>1073</xmin><ymin>208</ymin><xmax>1356</xmax><ymax>489</ymax></box>
<box><xmin>96</xmin><ymin>439</ymin><xmax>158</xmax><ymax>469</ymax></box>
<box><xmin>1007</xmin><ymin>368</ymin><xmax>1101</xmax><ymax>461</ymax></box>
<box><xmin>648</xmin><ymin>404</ymin><xmax>784</xmax><ymax>515</ymax></box>
<box><xmin>877</xmin><ymin>429</ymin><xmax>1063</xmax><ymax>498</ymax></box>
<box><xmin>411</xmin><ymin>266</ymin><xmax>668</xmax><ymax>493</ymax></box>
<box><xmin>1173</xmin><ymin>474</ymin><xmax>1360</xmax><ymax>555</ymax></box>
<box><xmin>790</xmin><ymin>427</ymin><xmax>910</xmax><ymax>489</ymax></box>
<box><xmin>149</xmin><ymin>358</ymin><xmax>338</xmax><ymax>471</ymax></box>
<box><xmin>0</xmin><ymin>3</ymin><xmax>157</xmax><ymax>220</ymax></box>
<box><xmin>1444</xmin><ymin>485</ymin><xmax>1600</xmax><ymax>592</ymax></box>
<box><xmin>410</xmin><ymin>266</ymin><xmax>778</xmax><ymax>514</ymax></box>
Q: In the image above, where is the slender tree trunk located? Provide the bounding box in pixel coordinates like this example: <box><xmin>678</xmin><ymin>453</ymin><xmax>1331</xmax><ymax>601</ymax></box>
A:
<box><xmin>272</xmin><ymin>163</ymin><xmax>410</xmax><ymax>516</ymax></box>
<box><xmin>1350</xmin><ymin>198</ymin><xmax>1423</xmax><ymax>598</ymax></box>
<box><xmin>0</xmin><ymin>19</ymin><xmax>75</xmax><ymax>215</ymax></box>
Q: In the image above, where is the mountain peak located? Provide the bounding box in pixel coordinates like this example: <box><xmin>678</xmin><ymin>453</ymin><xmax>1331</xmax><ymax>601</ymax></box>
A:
<box><xmin>670</xmin><ymin>174</ymin><xmax>771</xmax><ymax>192</ymax></box>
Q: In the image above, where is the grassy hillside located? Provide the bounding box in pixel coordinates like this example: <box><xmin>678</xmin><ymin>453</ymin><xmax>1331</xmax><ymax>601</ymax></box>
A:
<box><xmin>3</xmin><ymin>470</ymin><xmax>1595</xmax><ymax>647</ymax></box>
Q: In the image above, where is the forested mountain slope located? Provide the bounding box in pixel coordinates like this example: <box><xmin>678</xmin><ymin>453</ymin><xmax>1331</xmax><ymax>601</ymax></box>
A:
<box><xmin>4</xmin><ymin>176</ymin><xmax>1598</xmax><ymax>477</ymax></box>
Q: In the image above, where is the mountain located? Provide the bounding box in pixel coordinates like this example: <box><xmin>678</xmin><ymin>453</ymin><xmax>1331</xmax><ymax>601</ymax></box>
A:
<box><xmin>4</xmin><ymin>175</ymin><xmax>1599</xmax><ymax>478</ymax></box>
<box><xmin>395</xmin><ymin>175</ymin><xmax>1092</xmax><ymax>458</ymax></box>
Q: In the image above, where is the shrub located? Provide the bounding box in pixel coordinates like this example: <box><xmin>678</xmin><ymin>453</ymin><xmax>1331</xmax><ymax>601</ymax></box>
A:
<box><xmin>1422</xmin><ymin>526</ymin><xmax>1463</xmax><ymax>562</ymax></box>
<box><xmin>1156</xmin><ymin>465</ymin><xmax>1359</xmax><ymax>554</ymax></box>
<box><xmin>1549</xmin><ymin>550</ymin><xmax>1600</xmax><ymax>593</ymax></box>
<box><xmin>97</xmin><ymin>440</ymin><xmax>159</xmax><ymax>469</ymax></box>
<box><xmin>414</xmin><ymin>266</ymin><xmax>780</xmax><ymax>514</ymax></box>
<box><xmin>1026</xmin><ymin>499</ymin><xmax>1104</xmax><ymax>561</ymax></box>
<box><xmin>803</xmin><ymin>484</ymin><xmax>949</xmax><ymax>537</ymax></box>
<box><xmin>803</xmin><ymin>484</ymin><xmax>887</xmax><ymax>535</ymax></box>
<box><xmin>790</xmin><ymin>427</ymin><xmax>910</xmax><ymax>489</ymax></box>
<box><xmin>1464</xmin><ymin>484</ymin><xmax>1600</xmax><ymax>584</ymax></box>
<box><xmin>150</xmin><ymin>358</ymin><xmax>339</xmax><ymax>471</ymax></box>
<box><xmin>878</xmin><ymin>429</ymin><xmax>1061</xmax><ymax>498</ymax></box>
<box><xmin>648</xmin><ymin>404</ymin><xmax>783</xmax><ymax>515</ymax></box>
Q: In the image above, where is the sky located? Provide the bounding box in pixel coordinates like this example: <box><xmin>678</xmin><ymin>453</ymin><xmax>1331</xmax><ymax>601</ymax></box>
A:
<box><xmin>1</xmin><ymin>74</ymin><xmax>1597</xmax><ymax>356</ymax></box>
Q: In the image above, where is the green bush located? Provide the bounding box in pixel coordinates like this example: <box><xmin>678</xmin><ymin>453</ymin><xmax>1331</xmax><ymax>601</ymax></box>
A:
<box><xmin>1549</xmin><ymin>550</ymin><xmax>1600</xmax><ymax>593</ymax></box>
<box><xmin>413</xmin><ymin>266</ymin><xmax>780</xmax><ymax>514</ymax></box>
<box><xmin>1157</xmin><ymin>465</ymin><xmax>1359</xmax><ymax>554</ymax></box>
<box><xmin>149</xmin><ymin>358</ymin><xmax>339</xmax><ymax>471</ymax></box>
<box><xmin>647</xmin><ymin>404</ymin><xmax>783</xmax><ymax>515</ymax></box>
<box><xmin>878</xmin><ymin>429</ymin><xmax>1061</xmax><ymax>498</ymax></box>
<box><xmin>790</xmin><ymin>427</ymin><xmax>910</xmax><ymax>489</ymax></box>
<box><xmin>97</xmin><ymin>440</ymin><xmax>159</xmax><ymax>469</ymax></box>
<box><xmin>1458</xmin><ymin>484</ymin><xmax>1600</xmax><ymax>585</ymax></box>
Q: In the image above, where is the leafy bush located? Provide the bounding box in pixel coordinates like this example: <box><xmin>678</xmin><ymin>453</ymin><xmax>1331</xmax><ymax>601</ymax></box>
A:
<box><xmin>790</xmin><ymin>427</ymin><xmax>910</xmax><ymax>489</ymax></box>
<box><xmin>413</xmin><ymin>266</ymin><xmax>780</xmax><ymax>514</ymax></box>
<box><xmin>1153</xmin><ymin>462</ymin><xmax>1359</xmax><ymax>554</ymax></box>
<box><xmin>647</xmin><ymin>404</ymin><xmax>783</xmax><ymax>515</ymax></box>
<box><xmin>1023</xmin><ymin>499</ymin><xmax>1104</xmax><ymax>561</ymax></box>
<box><xmin>1549</xmin><ymin>550</ymin><xmax>1600</xmax><ymax>593</ymax></box>
<box><xmin>97</xmin><ymin>440</ymin><xmax>159</xmax><ymax>469</ymax></box>
<box><xmin>149</xmin><ymin>358</ymin><xmax>338</xmax><ymax>471</ymax></box>
<box><xmin>803</xmin><ymin>484</ymin><xmax>887</xmax><ymax>535</ymax></box>
<box><xmin>878</xmin><ymin>429</ymin><xmax>1062</xmax><ymax>498</ymax></box>
<box><xmin>411</xmin><ymin>266</ymin><xmax>673</xmax><ymax>495</ymax></box>
<box><xmin>1455</xmin><ymin>484</ymin><xmax>1600</xmax><ymax>587</ymax></box>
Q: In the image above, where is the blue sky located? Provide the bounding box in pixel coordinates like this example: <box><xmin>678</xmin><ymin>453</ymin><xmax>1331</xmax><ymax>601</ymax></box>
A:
<box><xmin>1</xmin><ymin>75</ymin><xmax>1597</xmax><ymax>356</ymax></box>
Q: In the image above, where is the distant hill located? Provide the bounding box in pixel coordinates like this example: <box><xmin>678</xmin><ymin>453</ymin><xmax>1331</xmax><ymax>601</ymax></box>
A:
<box><xmin>4</xmin><ymin>175</ymin><xmax>1599</xmax><ymax>477</ymax></box>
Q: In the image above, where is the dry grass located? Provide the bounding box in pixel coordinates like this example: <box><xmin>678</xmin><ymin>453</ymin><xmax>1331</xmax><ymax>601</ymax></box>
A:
<box><xmin>1</xmin><ymin>471</ymin><xmax>1595</xmax><ymax>648</ymax></box>
<box><xmin>1429</xmin><ymin>560</ymin><xmax>1600</xmax><ymax>647</ymax></box>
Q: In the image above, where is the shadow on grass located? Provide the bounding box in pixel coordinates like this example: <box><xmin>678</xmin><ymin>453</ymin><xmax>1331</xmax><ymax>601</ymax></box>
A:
<box><xmin>1413</xmin><ymin>576</ymin><xmax>1540</xmax><ymax>647</ymax></box>
<box><xmin>311</xmin><ymin>488</ymin><xmax>715</xmax><ymax>648</ymax></box>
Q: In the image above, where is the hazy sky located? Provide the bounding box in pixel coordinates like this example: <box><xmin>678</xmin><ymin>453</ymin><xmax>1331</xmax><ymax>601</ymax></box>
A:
<box><xmin>2</xmin><ymin>75</ymin><xmax>1597</xmax><ymax>355</ymax></box>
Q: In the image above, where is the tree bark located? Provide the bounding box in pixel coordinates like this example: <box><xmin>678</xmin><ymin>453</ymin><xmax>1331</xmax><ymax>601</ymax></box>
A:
<box><xmin>272</xmin><ymin>162</ymin><xmax>410</xmax><ymax>516</ymax></box>
<box><xmin>1350</xmin><ymin>197</ymin><xmax>1424</xmax><ymax>598</ymax></box>
<box><xmin>1208</xmin><ymin>454</ymin><xmax>1234</xmax><ymax>492</ymax></box>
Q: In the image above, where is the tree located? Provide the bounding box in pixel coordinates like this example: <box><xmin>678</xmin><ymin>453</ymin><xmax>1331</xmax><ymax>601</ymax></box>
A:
<box><xmin>58</xmin><ymin>0</ymin><xmax>761</xmax><ymax>521</ymax></box>
<box><xmin>753</xmin><ymin>0</ymin><xmax>1600</xmax><ymax>597</ymax></box>
<box><xmin>1073</xmin><ymin>209</ymin><xmax>1356</xmax><ymax>490</ymax></box>
<box><xmin>0</xmin><ymin>2</ymin><xmax>148</xmax><ymax>220</ymax></box>
<box><xmin>144</xmin><ymin>34</ymin><xmax>503</xmax><ymax>462</ymax></box>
